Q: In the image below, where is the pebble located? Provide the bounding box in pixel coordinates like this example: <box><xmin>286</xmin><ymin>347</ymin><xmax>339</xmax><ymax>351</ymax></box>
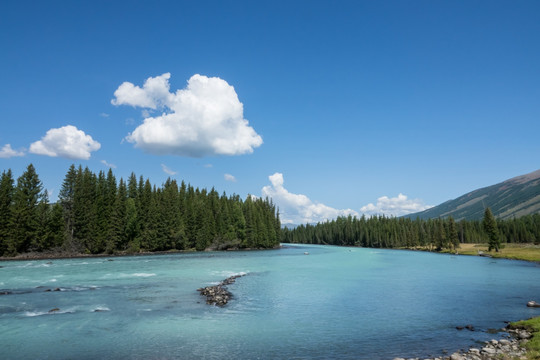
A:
<box><xmin>396</xmin><ymin>327</ymin><xmax>531</xmax><ymax>360</ymax></box>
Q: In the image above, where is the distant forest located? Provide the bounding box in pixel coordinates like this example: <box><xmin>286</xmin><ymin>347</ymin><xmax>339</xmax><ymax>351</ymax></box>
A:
<box><xmin>2</xmin><ymin>164</ymin><xmax>540</xmax><ymax>258</ymax></box>
<box><xmin>282</xmin><ymin>214</ymin><xmax>540</xmax><ymax>250</ymax></box>
<box><xmin>0</xmin><ymin>164</ymin><xmax>281</xmax><ymax>257</ymax></box>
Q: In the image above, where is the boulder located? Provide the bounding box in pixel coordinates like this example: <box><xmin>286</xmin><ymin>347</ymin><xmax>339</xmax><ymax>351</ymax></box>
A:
<box><xmin>481</xmin><ymin>346</ymin><xmax>496</xmax><ymax>355</ymax></box>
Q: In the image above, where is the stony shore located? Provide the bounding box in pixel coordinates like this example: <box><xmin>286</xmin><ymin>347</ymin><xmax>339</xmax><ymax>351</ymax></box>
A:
<box><xmin>394</xmin><ymin>327</ymin><xmax>532</xmax><ymax>360</ymax></box>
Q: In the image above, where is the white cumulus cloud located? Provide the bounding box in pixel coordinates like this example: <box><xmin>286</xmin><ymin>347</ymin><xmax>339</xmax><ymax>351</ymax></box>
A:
<box><xmin>29</xmin><ymin>125</ymin><xmax>101</xmax><ymax>160</ymax></box>
<box><xmin>0</xmin><ymin>144</ymin><xmax>25</xmax><ymax>158</ymax></box>
<box><xmin>262</xmin><ymin>172</ymin><xmax>359</xmax><ymax>224</ymax></box>
<box><xmin>224</xmin><ymin>173</ymin><xmax>237</xmax><ymax>182</ymax></box>
<box><xmin>360</xmin><ymin>193</ymin><xmax>432</xmax><ymax>217</ymax></box>
<box><xmin>112</xmin><ymin>73</ymin><xmax>263</xmax><ymax>157</ymax></box>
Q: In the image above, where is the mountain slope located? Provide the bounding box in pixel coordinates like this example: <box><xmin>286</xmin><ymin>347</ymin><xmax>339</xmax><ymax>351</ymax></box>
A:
<box><xmin>405</xmin><ymin>169</ymin><xmax>540</xmax><ymax>221</ymax></box>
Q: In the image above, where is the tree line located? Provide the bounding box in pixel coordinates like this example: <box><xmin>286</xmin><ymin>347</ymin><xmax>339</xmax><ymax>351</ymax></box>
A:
<box><xmin>0</xmin><ymin>164</ymin><xmax>281</xmax><ymax>257</ymax></box>
<box><xmin>282</xmin><ymin>211</ymin><xmax>540</xmax><ymax>250</ymax></box>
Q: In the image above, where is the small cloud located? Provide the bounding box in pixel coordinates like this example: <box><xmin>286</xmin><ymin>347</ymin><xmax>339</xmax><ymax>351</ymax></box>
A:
<box><xmin>203</xmin><ymin>163</ymin><xmax>213</xmax><ymax>168</ymax></box>
<box><xmin>29</xmin><ymin>125</ymin><xmax>101</xmax><ymax>160</ymax></box>
<box><xmin>161</xmin><ymin>163</ymin><xmax>177</xmax><ymax>175</ymax></box>
<box><xmin>99</xmin><ymin>113</ymin><xmax>110</xmax><ymax>118</ymax></box>
<box><xmin>0</xmin><ymin>144</ymin><xmax>25</xmax><ymax>158</ymax></box>
<box><xmin>112</xmin><ymin>73</ymin><xmax>262</xmax><ymax>157</ymax></box>
<box><xmin>224</xmin><ymin>173</ymin><xmax>237</xmax><ymax>182</ymax></box>
<box><xmin>262</xmin><ymin>172</ymin><xmax>358</xmax><ymax>224</ymax></box>
<box><xmin>101</xmin><ymin>160</ymin><xmax>117</xmax><ymax>169</ymax></box>
<box><xmin>360</xmin><ymin>193</ymin><xmax>433</xmax><ymax>217</ymax></box>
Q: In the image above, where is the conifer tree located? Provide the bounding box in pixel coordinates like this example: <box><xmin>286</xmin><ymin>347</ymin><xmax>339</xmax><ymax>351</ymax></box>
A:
<box><xmin>59</xmin><ymin>164</ymin><xmax>77</xmax><ymax>251</ymax></box>
<box><xmin>0</xmin><ymin>170</ymin><xmax>15</xmax><ymax>256</ymax></box>
<box><xmin>48</xmin><ymin>202</ymin><xmax>66</xmax><ymax>249</ymax></box>
<box><xmin>483</xmin><ymin>207</ymin><xmax>501</xmax><ymax>252</ymax></box>
<box><xmin>448</xmin><ymin>216</ymin><xmax>459</xmax><ymax>251</ymax></box>
<box><xmin>109</xmin><ymin>178</ymin><xmax>127</xmax><ymax>253</ymax></box>
<box><xmin>33</xmin><ymin>190</ymin><xmax>51</xmax><ymax>251</ymax></box>
<box><xmin>10</xmin><ymin>164</ymin><xmax>43</xmax><ymax>254</ymax></box>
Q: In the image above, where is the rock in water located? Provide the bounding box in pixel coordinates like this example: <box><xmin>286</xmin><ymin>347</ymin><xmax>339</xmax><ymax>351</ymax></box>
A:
<box><xmin>197</xmin><ymin>274</ymin><xmax>246</xmax><ymax>307</ymax></box>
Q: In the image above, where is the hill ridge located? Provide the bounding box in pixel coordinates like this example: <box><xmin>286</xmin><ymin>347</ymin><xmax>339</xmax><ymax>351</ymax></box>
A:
<box><xmin>405</xmin><ymin>169</ymin><xmax>540</xmax><ymax>220</ymax></box>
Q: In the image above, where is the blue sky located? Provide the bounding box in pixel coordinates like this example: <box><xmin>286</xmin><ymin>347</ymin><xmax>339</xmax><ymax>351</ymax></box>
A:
<box><xmin>1</xmin><ymin>1</ymin><xmax>539</xmax><ymax>224</ymax></box>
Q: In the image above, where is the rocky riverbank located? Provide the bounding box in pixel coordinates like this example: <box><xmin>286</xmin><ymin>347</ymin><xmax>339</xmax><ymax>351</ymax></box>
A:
<box><xmin>197</xmin><ymin>273</ymin><xmax>246</xmax><ymax>306</ymax></box>
<box><xmin>393</xmin><ymin>326</ymin><xmax>532</xmax><ymax>360</ymax></box>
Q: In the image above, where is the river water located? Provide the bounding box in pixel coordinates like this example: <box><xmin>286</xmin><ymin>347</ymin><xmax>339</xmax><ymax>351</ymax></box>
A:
<box><xmin>1</xmin><ymin>244</ymin><xmax>539</xmax><ymax>359</ymax></box>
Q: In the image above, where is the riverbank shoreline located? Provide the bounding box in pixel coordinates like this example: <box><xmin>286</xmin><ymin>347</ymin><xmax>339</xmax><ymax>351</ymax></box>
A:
<box><xmin>395</xmin><ymin>320</ymin><xmax>538</xmax><ymax>360</ymax></box>
<box><xmin>0</xmin><ymin>245</ymin><xmax>281</xmax><ymax>262</ymax></box>
<box><xmin>398</xmin><ymin>243</ymin><xmax>540</xmax><ymax>264</ymax></box>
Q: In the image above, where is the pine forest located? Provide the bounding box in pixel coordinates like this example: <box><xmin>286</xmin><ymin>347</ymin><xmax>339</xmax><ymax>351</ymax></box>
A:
<box><xmin>282</xmin><ymin>213</ymin><xmax>540</xmax><ymax>250</ymax></box>
<box><xmin>0</xmin><ymin>164</ymin><xmax>281</xmax><ymax>257</ymax></box>
<box><xmin>2</xmin><ymin>164</ymin><xmax>540</xmax><ymax>258</ymax></box>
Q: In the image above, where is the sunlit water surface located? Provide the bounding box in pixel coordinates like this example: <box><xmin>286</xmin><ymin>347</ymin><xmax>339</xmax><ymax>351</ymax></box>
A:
<box><xmin>1</xmin><ymin>244</ymin><xmax>540</xmax><ymax>359</ymax></box>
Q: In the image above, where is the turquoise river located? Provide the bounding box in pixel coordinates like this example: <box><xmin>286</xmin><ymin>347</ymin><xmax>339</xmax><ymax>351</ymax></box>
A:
<box><xmin>1</xmin><ymin>244</ymin><xmax>540</xmax><ymax>359</ymax></box>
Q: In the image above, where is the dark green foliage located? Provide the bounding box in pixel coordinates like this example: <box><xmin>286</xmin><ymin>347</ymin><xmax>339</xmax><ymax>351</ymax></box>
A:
<box><xmin>0</xmin><ymin>170</ymin><xmax>15</xmax><ymax>256</ymax></box>
<box><xmin>483</xmin><ymin>207</ymin><xmax>501</xmax><ymax>252</ymax></box>
<box><xmin>0</xmin><ymin>164</ymin><xmax>280</xmax><ymax>256</ymax></box>
<box><xmin>448</xmin><ymin>216</ymin><xmax>459</xmax><ymax>251</ymax></box>
<box><xmin>58</xmin><ymin>164</ymin><xmax>77</xmax><ymax>251</ymax></box>
<box><xmin>10</xmin><ymin>164</ymin><xmax>43</xmax><ymax>255</ymax></box>
<box><xmin>283</xmin><ymin>212</ymin><xmax>540</xmax><ymax>251</ymax></box>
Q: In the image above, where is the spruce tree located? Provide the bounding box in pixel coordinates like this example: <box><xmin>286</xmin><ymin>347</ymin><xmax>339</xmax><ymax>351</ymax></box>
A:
<box><xmin>10</xmin><ymin>164</ymin><xmax>43</xmax><ymax>254</ymax></box>
<box><xmin>59</xmin><ymin>164</ymin><xmax>77</xmax><ymax>251</ymax></box>
<box><xmin>0</xmin><ymin>170</ymin><xmax>15</xmax><ymax>256</ymax></box>
<box><xmin>448</xmin><ymin>216</ymin><xmax>459</xmax><ymax>251</ymax></box>
<box><xmin>483</xmin><ymin>207</ymin><xmax>501</xmax><ymax>252</ymax></box>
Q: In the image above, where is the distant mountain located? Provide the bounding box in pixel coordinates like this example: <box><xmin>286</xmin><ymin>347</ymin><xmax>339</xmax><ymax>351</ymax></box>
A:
<box><xmin>405</xmin><ymin>169</ymin><xmax>540</xmax><ymax>221</ymax></box>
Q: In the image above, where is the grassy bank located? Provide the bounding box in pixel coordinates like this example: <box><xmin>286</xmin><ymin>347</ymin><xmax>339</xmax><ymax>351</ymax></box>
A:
<box><xmin>456</xmin><ymin>243</ymin><xmax>540</xmax><ymax>262</ymax></box>
<box><xmin>510</xmin><ymin>317</ymin><xmax>540</xmax><ymax>359</ymax></box>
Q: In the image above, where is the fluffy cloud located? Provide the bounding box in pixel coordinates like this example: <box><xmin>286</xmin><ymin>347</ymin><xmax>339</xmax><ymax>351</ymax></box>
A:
<box><xmin>161</xmin><ymin>163</ymin><xmax>177</xmax><ymax>175</ymax></box>
<box><xmin>262</xmin><ymin>172</ymin><xmax>359</xmax><ymax>224</ymax></box>
<box><xmin>112</xmin><ymin>73</ymin><xmax>263</xmax><ymax>157</ymax></box>
<box><xmin>224</xmin><ymin>173</ymin><xmax>237</xmax><ymax>182</ymax></box>
<box><xmin>29</xmin><ymin>125</ymin><xmax>101</xmax><ymax>160</ymax></box>
<box><xmin>0</xmin><ymin>144</ymin><xmax>25</xmax><ymax>158</ymax></box>
<box><xmin>360</xmin><ymin>193</ymin><xmax>432</xmax><ymax>217</ymax></box>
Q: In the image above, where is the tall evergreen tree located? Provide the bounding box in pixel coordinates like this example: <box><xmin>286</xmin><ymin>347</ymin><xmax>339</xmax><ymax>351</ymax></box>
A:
<box><xmin>58</xmin><ymin>164</ymin><xmax>77</xmax><ymax>252</ymax></box>
<box><xmin>0</xmin><ymin>170</ymin><xmax>15</xmax><ymax>256</ymax></box>
<box><xmin>448</xmin><ymin>216</ymin><xmax>459</xmax><ymax>251</ymax></box>
<box><xmin>109</xmin><ymin>178</ymin><xmax>128</xmax><ymax>253</ymax></box>
<box><xmin>10</xmin><ymin>164</ymin><xmax>43</xmax><ymax>254</ymax></box>
<box><xmin>483</xmin><ymin>207</ymin><xmax>501</xmax><ymax>252</ymax></box>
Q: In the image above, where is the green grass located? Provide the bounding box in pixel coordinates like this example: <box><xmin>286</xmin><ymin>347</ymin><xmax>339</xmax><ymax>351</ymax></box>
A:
<box><xmin>456</xmin><ymin>243</ymin><xmax>540</xmax><ymax>262</ymax></box>
<box><xmin>510</xmin><ymin>317</ymin><xmax>540</xmax><ymax>359</ymax></box>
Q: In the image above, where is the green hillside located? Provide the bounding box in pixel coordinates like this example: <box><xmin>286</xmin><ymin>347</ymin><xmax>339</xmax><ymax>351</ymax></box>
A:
<box><xmin>405</xmin><ymin>169</ymin><xmax>540</xmax><ymax>221</ymax></box>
